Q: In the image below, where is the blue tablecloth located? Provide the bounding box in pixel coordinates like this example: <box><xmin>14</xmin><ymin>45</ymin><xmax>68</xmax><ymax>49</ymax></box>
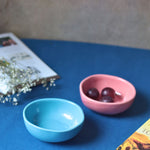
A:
<box><xmin>1</xmin><ymin>39</ymin><xmax>150</xmax><ymax>150</ymax></box>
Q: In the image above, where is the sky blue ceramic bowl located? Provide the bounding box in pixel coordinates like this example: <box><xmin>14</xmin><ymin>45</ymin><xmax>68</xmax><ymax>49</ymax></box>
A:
<box><xmin>23</xmin><ymin>98</ymin><xmax>84</xmax><ymax>142</ymax></box>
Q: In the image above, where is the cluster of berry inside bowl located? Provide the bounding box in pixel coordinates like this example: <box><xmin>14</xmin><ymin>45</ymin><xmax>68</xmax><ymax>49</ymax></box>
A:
<box><xmin>86</xmin><ymin>87</ymin><xmax>121</xmax><ymax>103</ymax></box>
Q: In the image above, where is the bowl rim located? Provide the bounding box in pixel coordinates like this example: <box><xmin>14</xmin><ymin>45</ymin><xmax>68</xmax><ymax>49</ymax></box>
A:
<box><xmin>79</xmin><ymin>74</ymin><xmax>136</xmax><ymax>105</ymax></box>
<box><xmin>23</xmin><ymin>98</ymin><xmax>85</xmax><ymax>132</ymax></box>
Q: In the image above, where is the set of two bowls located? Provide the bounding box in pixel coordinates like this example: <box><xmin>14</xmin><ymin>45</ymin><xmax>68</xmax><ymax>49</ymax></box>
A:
<box><xmin>23</xmin><ymin>74</ymin><xmax>136</xmax><ymax>142</ymax></box>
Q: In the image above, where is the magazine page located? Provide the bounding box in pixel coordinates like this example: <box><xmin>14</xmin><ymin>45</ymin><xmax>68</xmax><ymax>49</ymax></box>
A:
<box><xmin>0</xmin><ymin>33</ymin><xmax>59</xmax><ymax>94</ymax></box>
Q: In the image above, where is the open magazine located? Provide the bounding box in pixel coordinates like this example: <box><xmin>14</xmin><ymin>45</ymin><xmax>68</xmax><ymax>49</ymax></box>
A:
<box><xmin>0</xmin><ymin>32</ymin><xmax>59</xmax><ymax>95</ymax></box>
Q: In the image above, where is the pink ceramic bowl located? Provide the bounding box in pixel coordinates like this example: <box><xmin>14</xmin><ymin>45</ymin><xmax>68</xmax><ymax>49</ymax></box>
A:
<box><xmin>79</xmin><ymin>74</ymin><xmax>136</xmax><ymax>115</ymax></box>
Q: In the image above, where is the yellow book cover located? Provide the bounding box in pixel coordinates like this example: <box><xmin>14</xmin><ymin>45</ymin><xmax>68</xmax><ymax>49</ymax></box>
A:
<box><xmin>117</xmin><ymin>119</ymin><xmax>150</xmax><ymax>150</ymax></box>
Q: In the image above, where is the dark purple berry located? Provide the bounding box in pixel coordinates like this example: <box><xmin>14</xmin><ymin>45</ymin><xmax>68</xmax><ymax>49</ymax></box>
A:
<box><xmin>100</xmin><ymin>96</ymin><xmax>114</xmax><ymax>103</ymax></box>
<box><xmin>86</xmin><ymin>88</ymin><xmax>99</xmax><ymax>100</ymax></box>
<box><xmin>101</xmin><ymin>87</ymin><xmax>115</xmax><ymax>98</ymax></box>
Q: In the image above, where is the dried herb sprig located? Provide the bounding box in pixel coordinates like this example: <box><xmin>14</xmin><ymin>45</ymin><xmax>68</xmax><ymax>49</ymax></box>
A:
<box><xmin>0</xmin><ymin>58</ymin><xmax>56</xmax><ymax>105</ymax></box>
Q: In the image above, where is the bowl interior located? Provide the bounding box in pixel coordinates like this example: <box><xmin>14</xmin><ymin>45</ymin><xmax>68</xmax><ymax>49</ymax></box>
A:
<box><xmin>81</xmin><ymin>75</ymin><xmax>136</xmax><ymax>103</ymax></box>
<box><xmin>24</xmin><ymin>98</ymin><xmax>84</xmax><ymax>131</ymax></box>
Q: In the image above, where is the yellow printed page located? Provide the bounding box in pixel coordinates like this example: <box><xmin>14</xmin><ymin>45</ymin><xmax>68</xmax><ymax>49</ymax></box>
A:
<box><xmin>117</xmin><ymin>119</ymin><xmax>150</xmax><ymax>150</ymax></box>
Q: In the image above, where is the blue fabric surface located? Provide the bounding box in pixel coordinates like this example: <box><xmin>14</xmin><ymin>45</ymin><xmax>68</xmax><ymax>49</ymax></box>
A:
<box><xmin>0</xmin><ymin>39</ymin><xmax>150</xmax><ymax>150</ymax></box>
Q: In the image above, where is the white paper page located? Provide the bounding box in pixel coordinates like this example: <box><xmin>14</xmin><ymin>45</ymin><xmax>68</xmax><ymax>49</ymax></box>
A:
<box><xmin>0</xmin><ymin>33</ymin><xmax>59</xmax><ymax>94</ymax></box>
